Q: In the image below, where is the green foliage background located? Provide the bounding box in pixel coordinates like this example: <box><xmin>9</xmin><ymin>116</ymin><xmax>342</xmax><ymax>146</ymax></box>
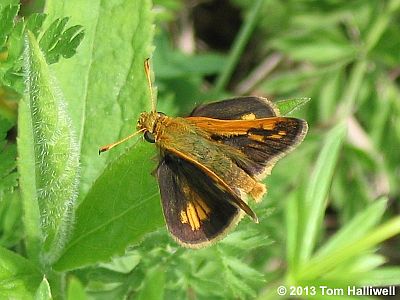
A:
<box><xmin>1</xmin><ymin>0</ymin><xmax>400</xmax><ymax>299</ymax></box>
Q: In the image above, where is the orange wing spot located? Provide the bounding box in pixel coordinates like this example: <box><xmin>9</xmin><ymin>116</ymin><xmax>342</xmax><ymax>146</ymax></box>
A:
<box><xmin>279</xmin><ymin>130</ymin><xmax>287</xmax><ymax>135</ymax></box>
<box><xmin>249</xmin><ymin>134</ymin><xmax>265</xmax><ymax>142</ymax></box>
<box><xmin>270</xmin><ymin>134</ymin><xmax>283</xmax><ymax>139</ymax></box>
<box><xmin>187</xmin><ymin>202</ymin><xmax>201</xmax><ymax>230</ymax></box>
<box><xmin>261</xmin><ymin>123</ymin><xmax>276</xmax><ymax>130</ymax></box>
<box><xmin>193</xmin><ymin>199</ymin><xmax>211</xmax><ymax>221</ymax></box>
<box><xmin>241</xmin><ymin>113</ymin><xmax>256</xmax><ymax>120</ymax></box>
<box><xmin>181</xmin><ymin>199</ymin><xmax>210</xmax><ymax>231</ymax></box>
<box><xmin>180</xmin><ymin>210</ymin><xmax>188</xmax><ymax>224</ymax></box>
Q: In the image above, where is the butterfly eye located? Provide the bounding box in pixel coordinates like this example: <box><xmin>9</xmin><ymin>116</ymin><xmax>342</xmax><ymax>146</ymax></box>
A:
<box><xmin>144</xmin><ymin>131</ymin><xmax>155</xmax><ymax>143</ymax></box>
<box><xmin>157</xmin><ymin>111</ymin><xmax>166</xmax><ymax>117</ymax></box>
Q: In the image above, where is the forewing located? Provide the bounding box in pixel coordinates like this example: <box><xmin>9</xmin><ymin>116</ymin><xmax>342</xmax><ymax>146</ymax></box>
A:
<box><xmin>188</xmin><ymin>117</ymin><xmax>308</xmax><ymax>178</ymax></box>
<box><xmin>190</xmin><ymin>96</ymin><xmax>279</xmax><ymax>119</ymax></box>
<box><xmin>157</xmin><ymin>152</ymin><xmax>243</xmax><ymax>248</ymax></box>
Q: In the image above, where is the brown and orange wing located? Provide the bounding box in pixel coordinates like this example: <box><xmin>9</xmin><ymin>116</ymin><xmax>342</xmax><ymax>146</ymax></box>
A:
<box><xmin>190</xmin><ymin>96</ymin><xmax>279</xmax><ymax>119</ymax></box>
<box><xmin>157</xmin><ymin>152</ymin><xmax>245</xmax><ymax>248</ymax></box>
<box><xmin>186</xmin><ymin>116</ymin><xmax>308</xmax><ymax>179</ymax></box>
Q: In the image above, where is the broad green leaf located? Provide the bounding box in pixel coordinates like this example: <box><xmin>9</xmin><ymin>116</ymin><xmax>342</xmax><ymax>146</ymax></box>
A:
<box><xmin>34</xmin><ymin>277</ymin><xmax>52</xmax><ymax>300</ymax></box>
<box><xmin>136</xmin><ymin>266</ymin><xmax>166</xmax><ymax>300</ymax></box>
<box><xmin>20</xmin><ymin>32</ymin><xmax>80</xmax><ymax>264</ymax></box>
<box><xmin>54</xmin><ymin>141</ymin><xmax>162</xmax><ymax>271</ymax></box>
<box><xmin>275</xmin><ymin>97</ymin><xmax>310</xmax><ymax>115</ymax></box>
<box><xmin>297</xmin><ymin>123</ymin><xmax>346</xmax><ymax>266</ymax></box>
<box><xmin>44</xmin><ymin>0</ymin><xmax>155</xmax><ymax>202</ymax></box>
<box><xmin>67</xmin><ymin>277</ymin><xmax>87</xmax><ymax>300</ymax></box>
<box><xmin>0</xmin><ymin>246</ymin><xmax>42</xmax><ymax>299</ymax></box>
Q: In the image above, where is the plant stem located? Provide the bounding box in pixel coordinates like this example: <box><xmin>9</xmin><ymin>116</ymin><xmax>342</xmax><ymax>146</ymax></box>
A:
<box><xmin>214</xmin><ymin>0</ymin><xmax>264</xmax><ymax>93</ymax></box>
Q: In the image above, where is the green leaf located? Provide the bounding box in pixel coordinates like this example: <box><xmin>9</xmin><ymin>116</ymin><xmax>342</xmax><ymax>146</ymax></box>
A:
<box><xmin>34</xmin><ymin>277</ymin><xmax>52</xmax><ymax>300</ymax></box>
<box><xmin>0</xmin><ymin>4</ymin><xmax>19</xmax><ymax>49</ymax></box>
<box><xmin>315</xmin><ymin>198</ymin><xmax>387</xmax><ymax>259</ymax></box>
<box><xmin>54</xmin><ymin>141</ymin><xmax>163</xmax><ymax>271</ymax></box>
<box><xmin>43</xmin><ymin>0</ymin><xmax>155</xmax><ymax>203</ymax></box>
<box><xmin>25</xmin><ymin>13</ymin><xmax>46</xmax><ymax>38</ymax></box>
<box><xmin>67</xmin><ymin>277</ymin><xmax>87</xmax><ymax>300</ymax></box>
<box><xmin>39</xmin><ymin>17</ymin><xmax>84</xmax><ymax>64</ymax></box>
<box><xmin>0</xmin><ymin>116</ymin><xmax>17</xmax><ymax>201</ymax></box>
<box><xmin>0</xmin><ymin>246</ymin><xmax>42</xmax><ymax>299</ymax></box>
<box><xmin>136</xmin><ymin>266</ymin><xmax>165</xmax><ymax>300</ymax></box>
<box><xmin>19</xmin><ymin>31</ymin><xmax>80</xmax><ymax>264</ymax></box>
<box><xmin>271</xmin><ymin>30</ymin><xmax>356</xmax><ymax>64</ymax></box>
<box><xmin>275</xmin><ymin>97</ymin><xmax>310</xmax><ymax>115</ymax></box>
<box><xmin>295</xmin><ymin>123</ymin><xmax>347</xmax><ymax>269</ymax></box>
<box><xmin>359</xmin><ymin>267</ymin><xmax>400</xmax><ymax>286</ymax></box>
<box><xmin>300</xmin><ymin>216</ymin><xmax>400</xmax><ymax>280</ymax></box>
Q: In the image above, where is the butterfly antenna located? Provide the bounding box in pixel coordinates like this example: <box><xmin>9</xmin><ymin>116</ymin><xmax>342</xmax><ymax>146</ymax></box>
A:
<box><xmin>99</xmin><ymin>129</ymin><xmax>145</xmax><ymax>154</ymax></box>
<box><xmin>144</xmin><ymin>58</ymin><xmax>156</xmax><ymax>112</ymax></box>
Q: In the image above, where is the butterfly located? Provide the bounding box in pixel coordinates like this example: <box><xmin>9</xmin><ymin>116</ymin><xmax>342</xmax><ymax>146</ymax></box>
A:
<box><xmin>100</xmin><ymin>60</ymin><xmax>308</xmax><ymax>248</ymax></box>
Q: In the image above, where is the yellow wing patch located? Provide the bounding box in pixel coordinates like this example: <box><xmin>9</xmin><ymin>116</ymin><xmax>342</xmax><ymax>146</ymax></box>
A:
<box><xmin>241</xmin><ymin>113</ymin><xmax>256</xmax><ymax>120</ymax></box>
<box><xmin>180</xmin><ymin>198</ymin><xmax>211</xmax><ymax>231</ymax></box>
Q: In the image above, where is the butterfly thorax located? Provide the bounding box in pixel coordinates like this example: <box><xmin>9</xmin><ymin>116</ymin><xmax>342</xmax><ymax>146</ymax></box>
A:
<box><xmin>137</xmin><ymin>111</ymin><xmax>169</xmax><ymax>142</ymax></box>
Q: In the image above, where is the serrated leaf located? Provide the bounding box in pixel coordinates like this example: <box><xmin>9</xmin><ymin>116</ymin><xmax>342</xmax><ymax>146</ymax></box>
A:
<box><xmin>34</xmin><ymin>277</ymin><xmax>52</xmax><ymax>300</ymax></box>
<box><xmin>0</xmin><ymin>4</ymin><xmax>19</xmax><ymax>49</ymax></box>
<box><xmin>25</xmin><ymin>13</ymin><xmax>47</xmax><ymax>38</ymax></box>
<box><xmin>39</xmin><ymin>17</ymin><xmax>84</xmax><ymax>64</ymax></box>
<box><xmin>19</xmin><ymin>31</ymin><xmax>80</xmax><ymax>264</ymax></box>
<box><xmin>54</xmin><ymin>141</ymin><xmax>163</xmax><ymax>271</ymax></box>
<box><xmin>275</xmin><ymin>97</ymin><xmax>310</xmax><ymax>115</ymax></box>
<box><xmin>0</xmin><ymin>246</ymin><xmax>42</xmax><ymax>299</ymax></box>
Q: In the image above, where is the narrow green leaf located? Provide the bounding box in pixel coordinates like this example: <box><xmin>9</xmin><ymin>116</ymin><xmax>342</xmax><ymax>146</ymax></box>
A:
<box><xmin>285</xmin><ymin>192</ymin><xmax>300</xmax><ymax>274</ymax></box>
<box><xmin>20</xmin><ymin>31</ymin><xmax>80</xmax><ymax>264</ymax></box>
<box><xmin>54</xmin><ymin>141</ymin><xmax>163</xmax><ymax>271</ymax></box>
<box><xmin>275</xmin><ymin>97</ymin><xmax>310</xmax><ymax>115</ymax></box>
<box><xmin>301</xmin><ymin>216</ymin><xmax>400</xmax><ymax>280</ymax></box>
<box><xmin>359</xmin><ymin>267</ymin><xmax>400</xmax><ymax>286</ymax></box>
<box><xmin>297</xmin><ymin>123</ymin><xmax>347</xmax><ymax>266</ymax></box>
<box><xmin>315</xmin><ymin>198</ymin><xmax>387</xmax><ymax>259</ymax></box>
<box><xmin>34</xmin><ymin>277</ymin><xmax>52</xmax><ymax>300</ymax></box>
<box><xmin>0</xmin><ymin>246</ymin><xmax>42</xmax><ymax>299</ymax></box>
<box><xmin>18</xmin><ymin>48</ymin><xmax>42</xmax><ymax>263</ymax></box>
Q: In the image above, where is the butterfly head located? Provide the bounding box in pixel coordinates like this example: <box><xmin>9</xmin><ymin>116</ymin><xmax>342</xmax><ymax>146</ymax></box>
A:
<box><xmin>137</xmin><ymin>111</ymin><xmax>166</xmax><ymax>143</ymax></box>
